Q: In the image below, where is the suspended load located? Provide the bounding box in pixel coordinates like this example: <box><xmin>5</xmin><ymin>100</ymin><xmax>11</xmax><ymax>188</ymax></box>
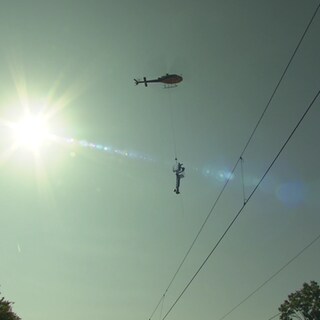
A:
<box><xmin>173</xmin><ymin>158</ymin><xmax>185</xmax><ymax>194</ymax></box>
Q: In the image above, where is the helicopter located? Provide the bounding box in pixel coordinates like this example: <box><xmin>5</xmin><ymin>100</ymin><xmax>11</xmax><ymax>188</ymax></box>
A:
<box><xmin>134</xmin><ymin>73</ymin><xmax>183</xmax><ymax>87</ymax></box>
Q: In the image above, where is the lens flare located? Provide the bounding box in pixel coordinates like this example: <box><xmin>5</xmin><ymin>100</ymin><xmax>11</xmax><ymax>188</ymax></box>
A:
<box><xmin>276</xmin><ymin>181</ymin><xmax>307</xmax><ymax>208</ymax></box>
<box><xmin>51</xmin><ymin>135</ymin><xmax>155</xmax><ymax>162</ymax></box>
<box><xmin>12</xmin><ymin>115</ymin><xmax>50</xmax><ymax>150</ymax></box>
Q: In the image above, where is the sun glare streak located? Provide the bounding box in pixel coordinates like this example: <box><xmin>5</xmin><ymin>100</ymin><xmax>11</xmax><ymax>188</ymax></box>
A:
<box><xmin>8</xmin><ymin>57</ymin><xmax>30</xmax><ymax>115</ymax></box>
<box><xmin>7</xmin><ymin>51</ymin><xmax>92</xmax><ymax>121</ymax></box>
<box><xmin>45</xmin><ymin>74</ymin><xmax>90</xmax><ymax>120</ymax></box>
<box><xmin>43</xmin><ymin>72</ymin><xmax>65</xmax><ymax>111</ymax></box>
<box><xmin>0</xmin><ymin>55</ymin><xmax>99</xmax><ymax>210</ymax></box>
<box><xmin>33</xmin><ymin>149</ymin><xmax>56</xmax><ymax>205</ymax></box>
<box><xmin>11</xmin><ymin>115</ymin><xmax>50</xmax><ymax>150</ymax></box>
<box><xmin>0</xmin><ymin>142</ymin><xmax>20</xmax><ymax>165</ymax></box>
<box><xmin>50</xmin><ymin>134</ymin><xmax>155</xmax><ymax>162</ymax></box>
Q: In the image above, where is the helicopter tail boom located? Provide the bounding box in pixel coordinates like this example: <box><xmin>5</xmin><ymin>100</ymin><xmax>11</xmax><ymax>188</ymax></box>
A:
<box><xmin>134</xmin><ymin>77</ymin><xmax>148</xmax><ymax>86</ymax></box>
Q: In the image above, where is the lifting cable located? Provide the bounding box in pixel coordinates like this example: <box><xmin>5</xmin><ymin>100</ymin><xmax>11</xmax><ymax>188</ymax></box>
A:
<box><xmin>168</xmin><ymin>89</ymin><xmax>178</xmax><ymax>160</ymax></box>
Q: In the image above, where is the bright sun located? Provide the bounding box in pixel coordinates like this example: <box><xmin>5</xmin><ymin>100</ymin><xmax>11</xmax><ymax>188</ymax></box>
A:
<box><xmin>12</xmin><ymin>115</ymin><xmax>50</xmax><ymax>150</ymax></box>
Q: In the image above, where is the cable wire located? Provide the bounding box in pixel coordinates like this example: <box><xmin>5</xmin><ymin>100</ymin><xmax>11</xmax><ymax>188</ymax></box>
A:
<box><xmin>267</xmin><ymin>313</ymin><xmax>280</xmax><ymax>320</ymax></box>
<box><xmin>149</xmin><ymin>295</ymin><xmax>165</xmax><ymax>320</ymax></box>
<box><xmin>240</xmin><ymin>1</ymin><xmax>320</xmax><ymax>157</ymax></box>
<box><xmin>169</xmin><ymin>91</ymin><xmax>178</xmax><ymax>160</ymax></box>
<box><xmin>217</xmin><ymin>232</ymin><xmax>320</xmax><ymax>320</ymax></box>
<box><xmin>161</xmin><ymin>89</ymin><xmax>320</xmax><ymax>320</ymax></box>
<box><xmin>159</xmin><ymin>294</ymin><xmax>165</xmax><ymax>320</ymax></box>
<box><xmin>148</xmin><ymin>4</ymin><xmax>320</xmax><ymax>319</ymax></box>
<box><xmin>240</xmin><ymin>156</ymin><xmax>247</xmax><ymax>205</ymax></box>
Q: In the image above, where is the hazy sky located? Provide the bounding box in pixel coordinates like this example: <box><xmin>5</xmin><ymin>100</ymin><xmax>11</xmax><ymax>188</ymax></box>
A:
<box><xmin>0</xmin><ymin>1</ymin><xmax>319</xmax><ymax>320</ymax></box>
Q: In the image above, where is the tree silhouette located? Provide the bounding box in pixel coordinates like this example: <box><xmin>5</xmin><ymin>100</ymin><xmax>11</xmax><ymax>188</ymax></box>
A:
<box><xmin>0</xmin><ymin>293</ymin><xmax>21</xmax><ymax>320</ymax></box>
<box><xmin>278</xmin><ymin>281</ymin><xmax>320</xmax><ymax>320</ymax></box>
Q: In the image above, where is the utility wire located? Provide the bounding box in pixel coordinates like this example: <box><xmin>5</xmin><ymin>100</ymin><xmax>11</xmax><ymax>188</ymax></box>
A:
<box><xmin>267</xmin><ymin>313</ymin><xmax>280</xmax><ymax>320</ymax></box>
<box><xmin>217</xmin><ymin>232</ymin><xmax>320</xmax><ymax>320</ymax></box>
<box><xmin>240</xmin><ymin>156</ymin><xmax>247</xmax><ymax>205</ymax></box>
<box><xmin>148</xmin><ymin>4</ymin><xmax>320</xmax><ymax>319</ymax></box>
<box><xmin>149</xmin><ymin>295</ymin><xmax>165</xmax><ymax>320</ymax></box>
<box><xmin>159</xmin><ymin>294</ymin><xmax>165</xmax><ymax>320</ymax></box>
<box><xmin>149</xmin><ymin>157</ymin><xmax>241</xmax><ymax>320</ymax></box>
<box><xmin>161</xmin><ymin>89</ymin><xmax>320</xmax><ymax>320</ymax></box>
<box><xmin>240</xmin><ymin>1</ymin><xmax>320</xmax><ymax>157</ymax></box>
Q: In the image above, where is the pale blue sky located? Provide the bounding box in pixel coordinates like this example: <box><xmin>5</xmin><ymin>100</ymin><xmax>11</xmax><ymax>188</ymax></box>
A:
<box><xmin>0</xmin><ymin>1</ymin><xmax>319</xmax><ymax>320</ymax></box>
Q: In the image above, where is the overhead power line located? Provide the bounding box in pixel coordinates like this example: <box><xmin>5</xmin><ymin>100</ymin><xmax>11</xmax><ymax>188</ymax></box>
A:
<box><xmin>266</xmin><ymin>313</ymin><xmax>280</xmax><ymax>320</ymax></box>
<box><xmin>148</xmin><ymin>3</ymin><xmax>320</xmax><ymax>319</ymax></box>
<box><xmin>161</xmin><ymin>89</ymin><xmax>320</xmax><ymax>320</ymax></box>
<box><xmin>241</xmin><ymin>1</ymin><xmax>320</xmax><ymax>156</ymax></box>
<box><xmin>217</xmin><ymin>232</ymin><xmax>320</xmax><ymax>320</ymax></box>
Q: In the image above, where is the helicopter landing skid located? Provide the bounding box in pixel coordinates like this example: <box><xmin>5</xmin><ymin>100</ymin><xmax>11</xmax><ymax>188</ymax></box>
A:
<box><xmin>163</xmin><ymin>84</ymin><xmax>178</xmax><ymax>89</ymax></box>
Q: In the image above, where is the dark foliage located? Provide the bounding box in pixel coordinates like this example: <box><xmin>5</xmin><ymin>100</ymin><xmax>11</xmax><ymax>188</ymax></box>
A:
<box><xmin>0</xmin><ymin>293</ymin><xmax>21</xmax><ymax>320</ymax></box>
<box><xmin>279</xmin><ymin>281</ymin><xmax>320</xmax><ymax>320</ymax></box>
